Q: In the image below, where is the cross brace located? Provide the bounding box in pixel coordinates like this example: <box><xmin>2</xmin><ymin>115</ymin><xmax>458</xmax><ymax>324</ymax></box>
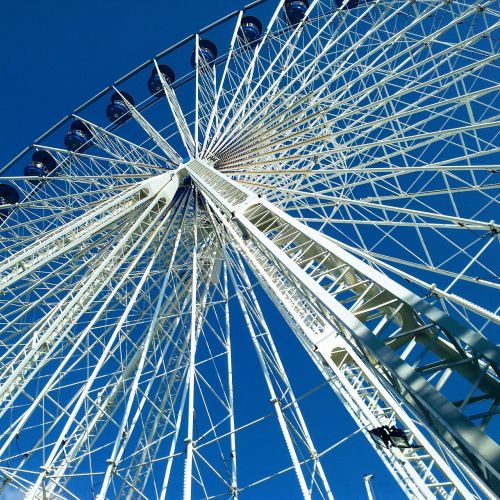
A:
<box><xmin>185</xmin><ymin>158</ymin><xmax>500</xmax><ymax>497</ymax></box>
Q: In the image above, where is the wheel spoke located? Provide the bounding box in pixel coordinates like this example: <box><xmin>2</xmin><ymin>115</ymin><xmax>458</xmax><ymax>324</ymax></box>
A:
<box><xmin>1</xmin><ymin>1</ymin><xmax>499</xmax><ymax>497</ymax></box>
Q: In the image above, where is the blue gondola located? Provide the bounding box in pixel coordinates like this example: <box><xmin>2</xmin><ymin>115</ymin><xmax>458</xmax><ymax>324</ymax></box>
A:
<box><xmin>335</xmin><ymin>0</ymin><xmax>359</xmax><ymax>8</ymax></box>
<box><xmin>24</xmin><ymin>150</ymin><xmax>57</xmax><ymax>181</ymax></box>
<box><xmin>64</xmin><ymin>120</ymin><xmax>92</xmax><ymax>152</ymax></box>
<box><xmin>238</xmin><ymin>16</ymin><xmax>262</xmax><ymax>48</ymax></box>
<box><xmin>0</xmin><ymin>184</ymin><xmax>19</xmax><ymax>217</ymax></box>
<box><xmin>190</xmin><ymin>39</ymin><xmax>218</xmax><ymax>69</ymax></box>
<box><xmin>283</xmin><ymin>0</ymin><xmax>309</xmax><ymax>25</ymax></box>
<box><xmin>106</xmin><ymin>91</ymin><xmax>134</xmax><ymax>124</ymax></box>
<box><xmin>148</xmin><ymin>64</ymin><xmax>176</xmax><ymax>96</ymax></box>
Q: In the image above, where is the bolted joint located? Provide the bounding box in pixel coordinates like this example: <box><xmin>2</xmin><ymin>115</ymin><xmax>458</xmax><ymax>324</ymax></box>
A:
<box><xmin>40</xmin><ymin>464</ymin><xmax>54</xmax><ymax>476</ymax></box>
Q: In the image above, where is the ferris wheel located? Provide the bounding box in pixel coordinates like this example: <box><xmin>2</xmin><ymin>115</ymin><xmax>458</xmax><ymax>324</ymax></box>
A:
<box><xmin>0</xmin><ymin>0</ymin><xmax>498</xmax><ymax>498</ymax></box>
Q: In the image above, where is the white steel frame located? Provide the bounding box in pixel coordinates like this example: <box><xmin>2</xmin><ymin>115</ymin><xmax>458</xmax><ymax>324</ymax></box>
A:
<box><xmin>0</xmin><ymin>0</ymin><xmax>498</xmax><ymax>498</ymax></box>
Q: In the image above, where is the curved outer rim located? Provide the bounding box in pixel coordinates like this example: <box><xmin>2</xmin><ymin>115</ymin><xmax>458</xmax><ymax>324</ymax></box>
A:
<box><xmin>1</xmin><ymin>0</ymin><xmax>270</xmax><ymax>174</ymax></box>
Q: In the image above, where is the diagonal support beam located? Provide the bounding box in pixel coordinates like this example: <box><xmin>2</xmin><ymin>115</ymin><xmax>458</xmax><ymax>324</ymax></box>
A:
<box><xmin>186</xmin><ymin>158</ymin><xmax>500</xmax><ymax>496</ymax></box>
<box><xmin>153</xmin><ymin>60</ymin><xmax>196</xmax><ymax>157</ymax></box>
<box><xmin>113</xmin><ymin>88</ymin><xmax>183</xmax><ymax>165</ymax></box>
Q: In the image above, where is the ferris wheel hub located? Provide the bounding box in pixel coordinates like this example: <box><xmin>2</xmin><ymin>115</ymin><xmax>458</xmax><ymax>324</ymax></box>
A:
<box><xmin>140</xmin><ymin>169</ymin><xmax>183</xmax><ymax>203</ymax></box>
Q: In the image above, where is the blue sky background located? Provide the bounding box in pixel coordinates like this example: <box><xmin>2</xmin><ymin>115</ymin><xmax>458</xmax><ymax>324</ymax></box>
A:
<box><xmin>0</xmin><ymin>0</ymin><xmax>252</xmax><ymax>167</ymax></box>
<box><xmin>0</xmin><ymin>1</ymin><xmax>412</xmax><ymax>498</ymax></box>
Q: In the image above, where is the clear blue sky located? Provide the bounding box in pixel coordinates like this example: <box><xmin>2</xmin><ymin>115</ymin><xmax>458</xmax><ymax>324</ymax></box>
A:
<box><xmin>0</xmin><ymin>0</ymin><xmax>253</xmax><ymax>167</ymax></box>
<box><xmin>0</xmin><ymin>1</ymin><xmax>407</xmax><ymax>498</ymax></box>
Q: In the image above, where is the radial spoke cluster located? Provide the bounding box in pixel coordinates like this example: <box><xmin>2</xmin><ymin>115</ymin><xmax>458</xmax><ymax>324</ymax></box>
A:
<box><xmin>0</xmin><ymin>0</ymin><xmax>498</xmax><ymax>498</ymax></box>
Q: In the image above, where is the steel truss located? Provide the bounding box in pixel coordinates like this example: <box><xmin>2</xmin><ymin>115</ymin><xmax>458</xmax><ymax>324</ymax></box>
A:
<box><xmin>187</xmin><ymin>158</ymin><xmax>500</xmax><ymax>498</ymax></box>
<box><xmin>0</xmin><ymin>0</ymin><xmax>498</xmax><ymax>498</ymax></box>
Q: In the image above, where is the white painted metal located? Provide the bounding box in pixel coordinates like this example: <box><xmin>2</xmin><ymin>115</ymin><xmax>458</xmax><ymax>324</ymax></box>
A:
<box><xmin>187</xmin><ymin>158</ymin><xmax>499</xmax><ymax>497</ymax></box>
<box><xmin>364</xmin><ymin>474</ymin><xmax>375</xmax><ymax>500</ymax></box>
<box><xmin>154</xmin><ymin>59</ymin><xmax>196</xmax><ymax>157</ymax></box>
<box><xmin>112</xmin><ymin>89</ymin><xmax>183</xmax><ymax>164</ymax></box>
<box><xmin>0</xmin><ymin>0</ymin><xmax>498</xmax><ymax>498</ymax></box>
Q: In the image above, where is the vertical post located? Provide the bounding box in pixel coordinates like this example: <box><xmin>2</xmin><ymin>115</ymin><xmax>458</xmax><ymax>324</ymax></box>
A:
<box><xmin>183</xmin><ymin>191</ymin><xmax>198</xmax><ymax>500</ymax></box>
<box><xmin>194</xmin><ymin>34</ymin><xmax>200</xmax><ymax>158</ymax></box>
<box><xmin>364</xmin><ymin>474</ymin><xmax>375</xmax><ymax>500</ymax></box>
<box><xmin>200</xmin><ymin>11</ymin><xmax>243</xmax><ymax>157</ymax></box>
<box><xmin>224</xmin><ymin>263</ymin><xmax>238</xmax><ymax>497</ymax></box>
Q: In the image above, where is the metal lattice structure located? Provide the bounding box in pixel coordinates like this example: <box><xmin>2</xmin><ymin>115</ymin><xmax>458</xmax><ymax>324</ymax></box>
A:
<box><xmin>0</xmin><ymin>0</ymin><xmax>498</xmax><ymax>498</ymax></box>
